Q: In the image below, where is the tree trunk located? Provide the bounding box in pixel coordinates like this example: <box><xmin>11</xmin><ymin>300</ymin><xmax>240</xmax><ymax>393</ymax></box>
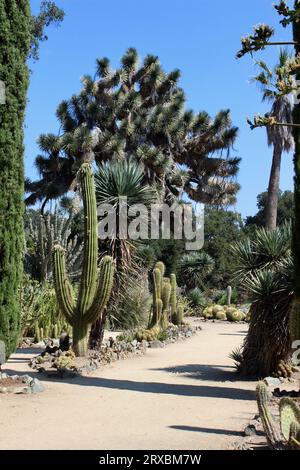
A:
<box><xmin>89</xmin><ymin>315</ymin><xmax>106</xmax><ymax>350</ymax></box>
<box><xmin>72</xmin><ymin>322</ymin><xmax>88</xmax><ymax>357</ymax></box>
<box><xmin>265</xmin><ymin>143</ymin><xmax>282</xmax><ymax>230</ymax></box>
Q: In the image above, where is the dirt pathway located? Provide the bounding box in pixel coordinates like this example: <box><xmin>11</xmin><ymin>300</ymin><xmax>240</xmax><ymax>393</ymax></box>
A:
<box><xmin>0</xmin><ymin>320</ymin><xmax>257</xmax><ymax>450</ymax></box>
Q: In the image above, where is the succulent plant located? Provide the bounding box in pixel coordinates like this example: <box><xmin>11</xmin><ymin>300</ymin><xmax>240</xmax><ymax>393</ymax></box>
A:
<box><xmin>256</xmin><ymin>381</ymin><xmax>300</xmax><ymax>449</ymax></box>
<box><xmin>53</xmin><ymin>164</ymin><xmax>114</xmax><ymax>356</ymax></box>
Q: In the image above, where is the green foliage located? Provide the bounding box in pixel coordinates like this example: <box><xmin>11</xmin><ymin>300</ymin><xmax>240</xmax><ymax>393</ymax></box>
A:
<box><xmin>106</xmin><ymin>270</ymin><xmax>151</xmax><ymax>330</ymax></box>
<box><xmin>187</xmin><ymin>288</ymin><xmax>208</xmax><ymax>310</ymax></box>
<box><xmin>30</xmin><ymin>1</ymin><xmax>65</xmax><ymax>60</ymax></box>
<box><xmin>53</xmin><ymin>164</ymin><xmax>114</xmax><ymax>356</ymax></box>
<box><xmin>26</xmin><ymin>48</ymin><xmax>240</xmax><ymax>209</ymax></box>
<box><xmin>245</xmin><ymin>190</ymin><xmax>294</xmax><ymax>229</ymax></box>
<box><xmin>95</xmin><ymin>160</ymin><xmax>157</xmax><ymax>273</ymax></box>
<box><xmin>231</xmin><ymin>224</ymin><xmax>293</xmax><ymax>377</ymax></box>
<box><xmin>178</xmin><ymin>252</ymin><xmax>214</xmax><ymax>291</ymax></box>
<box><xmin>0</xmin><ymin>0</ymin><xmax>31</xmax><ymax>358</ymax></box>
<box><xmin>25</xmin><ymin>208</ymin><xmax>82</xmax><ymax>282</ymax></box>
<box><xmin>256</xmin><ymin>381</ymin><xmax>300</xmax><ymax>449</ymax></box>
<box><xmin>20</xmin><ymin>275</ymin><xmax>69</xmax><ymax>339</ymax></box>
<box><xmin>203</xmin><ymin>207</ymin><xmax>244</xmax><ymax>287</ymax></box>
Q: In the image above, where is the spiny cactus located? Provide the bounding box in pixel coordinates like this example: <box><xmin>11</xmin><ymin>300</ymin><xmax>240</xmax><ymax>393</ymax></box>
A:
<box><xmin>176</xmin><ymin>305</ymin><xmax>183</xmax><ymax>325</ymax></box>
<box><xmin>27</xmin><ymin>207</ymin><xmax>83</xmax><ymax>282</ymax></box>
<box><xmin>150</xmin><ymin>261</ymin><xmax>173</xmax><ymax>329</ymax></box>
<box><xmin>256</xmin><ymin>381</ymin><xmax>300</xmax><ymax>449</ymax></box>
<box><xmin>53</xmin><ymin>164</ymin><xmax>114</xmax><ymax>356</ymax></box>
<box><xmin>226</xmin><ymin>285</ymin><xmax>232</xmax><ymax>306</ymax></box>
<box><xmin>170</xmin><ymin>274</ymin><xmax>177</xmax><ymax>319</ymax></box>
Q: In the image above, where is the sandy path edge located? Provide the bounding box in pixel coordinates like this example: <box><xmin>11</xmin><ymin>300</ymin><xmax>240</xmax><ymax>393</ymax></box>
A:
<box><xmin>0</xmin><ymin>320</ymin><xmax>257</xmax><ymax>450</ymax></box>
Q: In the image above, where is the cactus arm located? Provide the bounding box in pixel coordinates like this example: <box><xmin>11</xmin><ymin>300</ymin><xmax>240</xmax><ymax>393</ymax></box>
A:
<box><xmin>279</xmin><ymin>397</ymin><xmax>300</xmax><ymax>441</ymax></box>
<box><xmin>77</xmin><ymin>164</ymin><xmax>98</xmax><ymax>314</ymax></box>
<box><xmin>161</xmin><ymin>279</ymin><xmax>171</xmax><ymax>312</ymax></box>
<box><xmin>256</xmin><ymin>381</ymin><xmax>283</xmax><ymax>449</ymax></box>
<box><xmin>170</xmin><ymin>273</ymin><xmax>177</xmax><ymax>318</ymax></box>
<box><xmin>86</xmin><ymin>256</ymin><xmax>114</xmax><ymax>323</ymax></box>
<box><xmin>53</xmin><ymin>245</ymin><xmax>76</xmax><ymax>324</ymax></box>
<box><xmin>226</xmin><ymin>285</ymin><xmax>232</xmax><ymax>305</ymax></box>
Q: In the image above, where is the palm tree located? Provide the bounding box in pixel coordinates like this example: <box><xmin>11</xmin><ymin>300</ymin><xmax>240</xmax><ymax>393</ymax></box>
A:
<box><xmin>252</xmin><ymin>49</ymin><xmax>295</xmax><ymax>230</ymax></box>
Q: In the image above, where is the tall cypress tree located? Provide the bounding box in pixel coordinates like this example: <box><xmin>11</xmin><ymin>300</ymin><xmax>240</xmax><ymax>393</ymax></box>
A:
<box><xmin>0</xmin><ymin>1</ymin><xmax>31</xmax><ymax>357</ymax></box>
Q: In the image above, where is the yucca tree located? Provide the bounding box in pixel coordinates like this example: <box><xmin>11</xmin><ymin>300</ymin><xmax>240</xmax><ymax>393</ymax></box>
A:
<box><xmin>179</xmin><ymin>252</ymin><xmax>214</xmax><ymax>291</ymax></box>
<box><xmin>89</xmin><ymin>160</ymin><xmax>157</xmax><ymax>349</ymax></box>
<box><xmin>252</xmin><ymin>49</ymin><xmax>295</xmax><ymax>230</ymax></box>
<box><xmin>231</xmin><ymin>223</ymin><xmax>293</xmax><ymax>377</ymax></box>
<box><xmin>95</xmin><ymin>160</ymin><xmax>157</xmax><ymax>272</ymax></box>
<box><xmin>25</xmin><ymin>48</ymin><xmax>240</xmax><ymax>210</ymax></box>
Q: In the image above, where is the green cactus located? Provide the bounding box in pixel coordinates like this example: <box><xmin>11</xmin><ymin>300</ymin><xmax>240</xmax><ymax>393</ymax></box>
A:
<box><xmin>256</xmin><ymin>381</ymin><xmax>283</xmax><ymax>449</ymax></box>
<box><xmin>226</xmin><ymin>285</ymin><xmax>232</xmax><ymax>305</ymax></box>
<box><xmin>53</xmin><ymin>164</ymin><xmax>114</xmax><ymax>356</ymax></box>
<box><xmin>256</xmin><ymin>381</ymin><xmax>300</xmax><ymax>449</ymax></box>
<box><xmin>155</xmin><ymin>261</ymin><xmax>165</xmax><ymax>278</ymax></box>
<box><xmin>34</xmin><ymin>323</ymin><xmax>41</xmax><ymax>343</ymax></box>
<box><xmin>151</xmin><ymin>267</ymin><xmax>162</xmax><ymax>326</ymax></box>
<box><xmin>176</xmin><ymin>305</ymin><xmax>183</xmax><ymax>325</ymax></box>
<box><xmin>279</xmin><ymin>397</ymin><xmax>300</xmax><ymax>441</ymax></box>
<box><xmin>170</xmin><ymin>274</ymin><xmax>177</xmax><ymax>321</ymax></box>
<box><xmin>161</xmin><ymin>279</ymin><xmax>171</xmax><ymax>312</ymax></box>
<box><xmin>53</xmin><ymin>324</ymin><xmax>59</xmax><ymax>339</ymax></box>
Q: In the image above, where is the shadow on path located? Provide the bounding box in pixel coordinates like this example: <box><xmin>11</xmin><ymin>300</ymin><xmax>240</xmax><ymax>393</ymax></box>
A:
<box><xmin>3</xmin><ymin>367</ymin><xmax>255</xmax><ymax>400</ymax></box>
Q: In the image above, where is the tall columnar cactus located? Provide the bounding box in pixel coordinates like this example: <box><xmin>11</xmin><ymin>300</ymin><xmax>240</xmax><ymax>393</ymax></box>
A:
<box><xmin>170</xmin><ymin>274</ymin><xmax>177</xmax><ymax>320</ymax></box>
<box><xmin>150</xmin><ymin>261</ymin><xmax>171</xmax><ymax>328</ymax></box>
<box><xmin>53</xmin><ymin>164</ymin><xmax>114</xmax><ymax>356</ymax></box>
<box><xmin>256</xmin><ymin>381</ymin><xmax>300</xmax><ymax>449</ymax></box>
<box><xmin>28</xmin><ymin>209</ymin><xmax>82</xmax><ymax>282</ymax></box>
<box><xmin>161</xmin><ymin>279</ymin><xmax>171</xmax><ymax>329</ymax></box>
<box><xmin>226</xmin><ymin>285</ymin><xmax>232</xmax><ymax>306</ymax></box>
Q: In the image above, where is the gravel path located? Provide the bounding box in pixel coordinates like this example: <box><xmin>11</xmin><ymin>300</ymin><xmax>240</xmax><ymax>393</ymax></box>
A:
<box><xmin>0</xmin><ymin>320</ymin><xmax>257</xmax><ymax>450</ymax></box>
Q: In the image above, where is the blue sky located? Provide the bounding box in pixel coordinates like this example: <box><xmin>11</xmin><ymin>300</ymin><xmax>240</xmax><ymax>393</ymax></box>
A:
<box><xmin>26</xmin><ymin>0</ymin><xmax>294</xmax><ymax>218</ymax></box>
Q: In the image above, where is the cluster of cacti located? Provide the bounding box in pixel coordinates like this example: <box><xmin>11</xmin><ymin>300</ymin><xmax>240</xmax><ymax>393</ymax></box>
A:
<box><xmin>256</xmin><ymin>381</ymin><xmax>300</xmax><ymax>449</ymax></box>
<box><xmin>150</xmin><ymin>262</ymin><xmax>182</xmax><ymax>328</ymax></box>
<box><xmin>202</xmin><ymin>304</ymin><xmax>246</xmax><ymax>322</ymax></box>
<box><xmin>135</xmin><ymin>326</ymin><xmax>160</xmax><ymax>342</ymax></box>
<box><xmin>27</xmin><ymin>208</ymin><xmax>83</xmax><ymax>282</ymax></box>
<box><xmin>34</xmin><ymin>320</ymin><xmax>71</xmax><ymax>342</ymax></box>
<box><xmin>53</xmin><ymin>164</ymin><xmax>114</xmax><ymax>356</ymax></box>
<box><xmin>275</xmin><ymin>360</ymin><xmax>294</xmax><ymax>379</ymax></box>
<box><xmin>53</xmin><ymin>350</ymin><xmax>76</xmax><ymax>370</ymax></box>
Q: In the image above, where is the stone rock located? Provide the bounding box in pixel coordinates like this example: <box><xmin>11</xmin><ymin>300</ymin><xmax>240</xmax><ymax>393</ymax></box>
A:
<box><xmin>0</xmin><ymin>372</ymin><xmax>7</xmax><ymax>379</ymax></box>
<box><xmin>131</xmin><ymin>340</ymin><xmax>138</xmax><ymax>348</ymax></box>
<box><xmin>30</xmin><ymin>378</ymin><xmax>45</xmax><ymax>393</ymax></box>
<box><xmin>21</xmin><ymin>375</ymin><xmax>34</xmax><ymax>385</ymax></box>
<box><xmin>244</xmin><ymin>424</ymin><xmax>257</xmax><ymax>436</ymax></box>
<box><xmin>263</xmin><ymin>377</ymin><xmax>282</xmax><ymax>387</ymax></box>
<box><xmin>149</xmin><ymin>340</ymin><xmax>164</xmax><ymax>349</ymax></box>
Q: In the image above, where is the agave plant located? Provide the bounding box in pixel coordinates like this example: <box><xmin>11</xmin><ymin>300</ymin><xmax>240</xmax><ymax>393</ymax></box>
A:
<box><xmin>231</xmin><ymin>223</ymin><xmax>293</xmax><ymax>377</ymax></box>
<box><xmin>179</xmin><ymin>252</ymin><xmax>214</xmax><ymax>291</ymax></box>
